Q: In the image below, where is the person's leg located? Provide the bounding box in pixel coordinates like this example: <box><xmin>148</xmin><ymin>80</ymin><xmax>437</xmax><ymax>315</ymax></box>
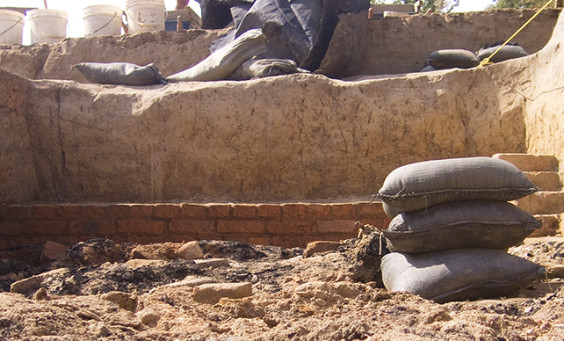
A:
<box><xmin>176</xmin><ymin>0</ymin><xmax>189</xmax><ymax>10</ymax></box>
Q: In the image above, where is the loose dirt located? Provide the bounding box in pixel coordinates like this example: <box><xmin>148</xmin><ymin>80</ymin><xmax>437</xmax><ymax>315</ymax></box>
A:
<box><xmin>0</xmin><ymin>235</ymin><xmax>562</xmax><ymax>340</ymax></box>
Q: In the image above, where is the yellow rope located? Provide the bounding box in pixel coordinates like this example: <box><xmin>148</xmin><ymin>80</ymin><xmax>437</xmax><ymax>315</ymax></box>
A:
<box><xmin>479</xmin><ymin>0</ymin><xmax>556</xmax><ymax>67</ymax></box>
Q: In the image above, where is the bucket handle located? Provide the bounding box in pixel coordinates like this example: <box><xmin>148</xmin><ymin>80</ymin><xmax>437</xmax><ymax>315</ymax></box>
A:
<box><xmin>85</xmin><ymin>12</ymin><xmax>122</xmax><ymax>37</ymax></box>
<box><xmin>0</xmin><ymin>17</ymin><xmax>23</xmax><ymax>37</ymax></box>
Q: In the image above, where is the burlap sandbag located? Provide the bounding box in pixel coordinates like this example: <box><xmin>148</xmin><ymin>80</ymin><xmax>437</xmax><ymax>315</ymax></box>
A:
<box><xmin>382</xmin><ymin>249</ymin><xmax>544</xmax><ymax>303</ymax></box>
<box><xmin>72</xmin><ymin>62</ymin><xmax>167</xmax><ymax>86</ymax></box>
<box><xmin>477</xmin><ymin>44</ymin><xmax>529</xmax><ymax>63</ymax></box>
<box><xmin>427</xmin><ymin>49</ymin><xmax>479</xmax><ymax>69</ymax></box>
<box><xmin>227</xmin><ymin>58</ymin><xmax>305</xmax><ymax>80</ymax></box>
<box><xmin>384</xmin><ymin>200</ymin><xmax>541</xmax><ymax>253</ymax></box>
<box><xmin>377</xmin><ymin>157</ymin><xmax>537</xmax><ymax>212</ymax></box>
<box><xmin>167</xmin><ymin>29</ymin><xmax>267</xmax><ymax>82</ymax></box>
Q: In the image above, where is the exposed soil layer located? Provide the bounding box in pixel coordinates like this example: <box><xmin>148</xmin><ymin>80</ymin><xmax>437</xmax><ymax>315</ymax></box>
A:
<box><xmin>0</xmin><ymin>236</ymin><xmax>562</xmax><ymax>340</ymax></box>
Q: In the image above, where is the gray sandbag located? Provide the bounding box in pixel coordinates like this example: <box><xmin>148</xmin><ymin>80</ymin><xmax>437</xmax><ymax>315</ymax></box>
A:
<box><xmin>384</xmin><ymin>200</ymin><xmax>541</xmax><ymax>253</ymax></box>
<box><xmin>227</xmin><ymin>58</ymin><xmax>306</xmax><ymax>80</ymax></box>
<box><xmin>382</xmin><ymin>249</ymin><xmax>544</xmax><ymax>303</ymax></box>
<box><xmin>427</xmin><ymin>49</ymin><xmax>479</xmax><ymax>69</ymax></box>
<box><xmin>477</xmin><ymin>44</ymin><xmax>529</xmax><ymax>63</ymax></box>
<box><xmin>72</xmin><ymin>62</ymin><xmax>167</xmax><ymax>86</ymax></box>
<box><xmin>167</xmin><ymin>29</ymin><xmax>267</xmax><ymax>82</ymax></box>
<box><xmin>377</xmin><ymin>157</ymin><xmax>538</xmax><ymax>213</ymax></box>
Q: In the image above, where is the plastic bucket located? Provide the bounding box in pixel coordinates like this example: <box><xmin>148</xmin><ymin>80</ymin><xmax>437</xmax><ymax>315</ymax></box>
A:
<box><xmin>125</xmin><ymin>0</ymin><xmax>166</xmax><ymax>33</ymax></box>
<box><xmin>0</xmin><ymin>10</ymin><xmax>25</xmax><ymax>44</ymax></box>
<box><xmin>83</xmin><ymin>5</ymin><xmax>123</xmax><ymax>37</ymax></box>
<box><xmin>26</xmin><ymin>9</ymin><xmax>68</xmax><ymax>44</ymax></box>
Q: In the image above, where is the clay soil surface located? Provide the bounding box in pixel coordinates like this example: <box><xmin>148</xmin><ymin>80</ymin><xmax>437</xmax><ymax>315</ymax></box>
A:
<box><xmin>0</xmin><ymin>236</ymin><xmax>563</xmax><ymax>340</ymax></box>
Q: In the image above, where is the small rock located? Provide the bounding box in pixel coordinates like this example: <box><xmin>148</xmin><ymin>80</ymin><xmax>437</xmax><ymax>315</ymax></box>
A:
<box><xmin>10</xmin><ymin>268</ymin><xmax>70</xmax><ymax>295</ymax></box>
<box><xmin>10</xmin><ymin>276</ymin><xmax>41</xmax><ymax>295</ymax></box>
<box><xmin>40</xmin><ymin>241</ymin><xmax>68</xmax><ymax>262</ymax></box>
<box><xmin>176</xmin><ymin>241</ymin><xmax>204</xmax><ymax>260</ymax></box>
<box><xmin>165</xmin><ymin>276</ymin><xmax>217</xmax><ymax>288</ymax></box>
<box><xmin>125</xmin><ymin>259</ymin><xmax>168</xmax><ymax>269</ymax></box>
<box><xmin>101</xmin><ymin>291</ymin><xmax>138</xmax><ymax>312</ymax></box>
<box><xmin>193</xmin><ymin>282</ymin><xmax>253</xmax><ymax>304</ymax></box>
<box><xmin>130</xmin><ymin>242</ymin><xmax>177</xmax><ymax>260</ymax></box>
<box><xmin>137</xmin><ymin>309</ymin><xmax>160</xmax><ymax>328</ymax></box>
<box><xmin>33</xmin><ymin>287</ymin><xmax>49</xmax><ymax>300</ymax></box>
<box><xmin>547</xmin><ymin>265</ymin><xmax>564</xmax><ymax>278</ymax></box>
<box><xmin>194</xmin><ymin>258</ymin><xmax>230</xmax><ymax>269</ymax></box>
<box><xmin>303</xmin><ymin>241</ymin><xmax>341</xmax><ymax>258</ymax></box>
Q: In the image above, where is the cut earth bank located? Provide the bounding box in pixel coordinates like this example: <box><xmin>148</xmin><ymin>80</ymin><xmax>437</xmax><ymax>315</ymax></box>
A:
<box><xmin>0</xmin><ymin>9</ymin><xmax>562</xmax><ymax>203</ymax></box>
<box><xmin>0</xmin><ymin>7</ymin><xmax>563</xmax><ymax>341</ymax></box>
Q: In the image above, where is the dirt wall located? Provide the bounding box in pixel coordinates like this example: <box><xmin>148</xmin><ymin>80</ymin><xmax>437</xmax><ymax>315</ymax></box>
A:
<box><xmin>319</xmin><ymin>9</ymin><xmax>560</xmax><ymax>78</ymax></box>
<box><xmin>0</xmin><ymin>9</ymin><xmax>563</xmax><ymax>204</ymax></box>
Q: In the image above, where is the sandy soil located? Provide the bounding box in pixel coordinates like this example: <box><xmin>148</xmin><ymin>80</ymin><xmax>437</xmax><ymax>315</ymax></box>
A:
<box><xmin>0</xmin><ymin>235</ymin><xmax>563</xmax><ymax>341</ymax></box>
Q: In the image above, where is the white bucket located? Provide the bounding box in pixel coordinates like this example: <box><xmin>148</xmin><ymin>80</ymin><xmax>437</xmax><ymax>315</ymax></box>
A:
<box><xmin>83</xmin><ymin>5</ymin><xmax>123</xmax><ymax>37</ymax></box>
<box><xmin>26</xmin><ymin>9</ymin><xmax>68</xmax><ymax>44</ymax></box>
<box><xmin>125</xmin><ymin>0</ymin><xmax>166</xmax><ymax>34</ymax></box>
<box><xmin>0</xmin><ymin>10</ymin><xmax>25</xmax><ymax>45</ymax></box>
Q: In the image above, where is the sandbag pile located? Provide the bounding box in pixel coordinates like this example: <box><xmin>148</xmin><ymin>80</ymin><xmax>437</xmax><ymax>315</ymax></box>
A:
<box><xmin>422</xmin><ymin>49</ymin><xmax>479</xmax><ymax>71</ymax></box>
<box><xmin>376</xmin><ymin>157</ymin><xmax>545</xmax><ymax>303</ymax></box>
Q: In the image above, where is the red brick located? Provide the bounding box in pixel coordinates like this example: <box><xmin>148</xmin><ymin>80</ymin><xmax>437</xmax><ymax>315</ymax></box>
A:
<box><xmin>266</xmin><ymin>221</ymin><xmax>313</xmax><ymax>234</ymax></box>
<box><xmin>307</xmin><ymin>204</ymin><xmax>332</xmax><ymax>218</ymax></box>
<box><xmin>271</xmin><ymin>236</ymin><xmax>308</xmax><ymax>248</ymax></box>
<box><xmin>7</xmin><ymin>237</ymin><xmax>33</xmax><ymax>248</ymax></box>
<box><xmin>170</xmin><ymin>219</ymin><xmax>215</xmax><ymax>233</ymax></box>
<box><xmin>106</xmin><ymin>205</ymin><xmax>132</xmax><ymax>218</ymax></box>
<box><xmin>117</xmin><ymin>219</ymin><xmax>166</xmax><ymax>234</ymax></box>
<box><xmin>206</xmin><ymin>204</ymin><xmax>232</xmax><ymax>218</ymax></box>
<box><xmin>247</xmin><ymin>236</ymin><xmax>271</xmax><ymax>246</ymax></box>
<box><xmin>355</xmin><ymin>203</ymin><xmax>385</xmax><ymax>217</ymax></box>
<box><xmin>0</xmin><ymin>238</ymin><xmax>9</xmax><ymax>250</ymax></box>
<box><xmin>232</xmin><ymin>204</ymin><xmax>256</xmax><ymax>218</ymax></box>
<box><xmin>317</xmin><ymin>220</ymin><xmax>356</xmax><ymax>233</ymax></box>
<box><xmin>180</xmin><ymin>204</ymin><xmax>207</xmax><ymax>218</ymax></box>
<box><xmin>4</xmin><ymin>205</ymin><xmax>31</xmax><ymax>219</ymax></box>
<box><xmin>135</xmin><ymin>236</ymin><xmax>169</xmax><ymax>244</ymax></box>
<box><xmin>256</xmin><ymin>204</ymin><xmax>281</xmax><ymax>218</ymax></box>
<box><xmin>70</xmin><ymin>220</ymin><xmax>117</xmax><ymax>236</ymax></box>
<box><xmin>0</xmin><ymin>220</ymin><xmax>24</xmax><ymax>235</ymax></box>
<box><xmin>27</xmin><ymin>220</ymin><xmax>69</xmax><ymax>235</ymax></box>
<box><xmin>154</xmin><ymin>204</ymin><xmax>181</xmax><ymax>219</ymax></box>
<box><xmin>169</xmin><ymin>234</ymin><xmax>200</xmax><ymax>243</ymax></box>
<box><xmin>282</xmin><ymin>204</ymin><xmax>307</xmax><ymax>220</ymax></box>
<box><xmin>217</xmin><ymin>220</ymin><xmax>265</xmax><ymax>234</ymax></box>
<box><xmin>129</xmin><ymin>204</ymin><xmax>154</xmax><ymax>218</ymax></box>
<box><xmin>81</xmin><ymin>205</ymin><xmax>107</xmax><ymax>219</ymax></box>
<box><xmin>56</xmin><ymin>205</ymin><xmax>83</xmax><ymax>219</ymax></box>
<box><xmin>358</xmin><ymin>218</ymin><xmax>390</xmax><ymax>230</ymax></box>
<box><xmin>330</xmin><ymin>204</ymin><xmax>354</xmax><ymax>218</ymax></box>
<box><xmin>34</xmin><ymin>205</ymin><xmax>58</xmax><ymax>219</ymax></box>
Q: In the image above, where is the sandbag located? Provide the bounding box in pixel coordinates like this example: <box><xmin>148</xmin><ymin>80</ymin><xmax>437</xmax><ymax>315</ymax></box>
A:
<box><xmin>384</xmin><ymin>200</ymin><xmax>541</xmax><ymax>253</ymax></box>
<box><xmin>382</xmin><ymin>249</ymin><xmax>544</xmax><ymax>303</ymax></box>
<box><xmin>377</xmin><ymin>157</ymin><xmax>538</xmax><ymax>212</ymax></box>
<box><xmin>227</xmin><ymin>58</ymin><xmax>306</xmax><ymax>80</ymax></box>
<box><xmin>167</xmin><ymin>29</ymin><xmax>267</xmax><ymax>82</ymax></box>
<box><xmin>72</xmin><ymin>62</ymin><xmax>167</xmax><ymax>86</ymax></box>
<box><xmin>477</xmin><ymin>44</ymin><xmax>529</xmax><ymax>63</ymax></box>
<box><xmin>427</xmin><ymin>49</ymin><xmax>479</xmax><ymax>69</ymax></box>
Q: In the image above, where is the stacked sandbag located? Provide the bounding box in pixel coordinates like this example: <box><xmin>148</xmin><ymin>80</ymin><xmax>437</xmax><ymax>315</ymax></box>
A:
<box><xmin>422</xmin><ymin>49</ymin><xmax>479</xmax><ymax>71</ymax></box>
<box><xmin>377</xmin><ymin>157</ymin><xmax>545</xmax><ymax>303</ymax></box>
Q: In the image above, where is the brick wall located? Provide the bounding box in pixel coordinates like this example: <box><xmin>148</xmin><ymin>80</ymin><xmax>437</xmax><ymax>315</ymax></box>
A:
<box><xmin>0</xmin><ymin>202</ymin><xmax>390</xmax><ymax>250</ymax></box>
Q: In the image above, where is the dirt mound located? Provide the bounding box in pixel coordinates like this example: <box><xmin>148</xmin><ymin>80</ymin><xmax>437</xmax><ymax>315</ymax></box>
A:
<box><xmin>0</xmin><ymin>236</ymin><xmax>562</xmax><ymax>340</ymax></box>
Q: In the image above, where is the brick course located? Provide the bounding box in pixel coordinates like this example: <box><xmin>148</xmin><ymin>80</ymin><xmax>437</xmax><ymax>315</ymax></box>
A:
<box><xmin>0</xmin><ymin>202</ymin><xmax>389</xmax><ymax>250</ymax></box>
